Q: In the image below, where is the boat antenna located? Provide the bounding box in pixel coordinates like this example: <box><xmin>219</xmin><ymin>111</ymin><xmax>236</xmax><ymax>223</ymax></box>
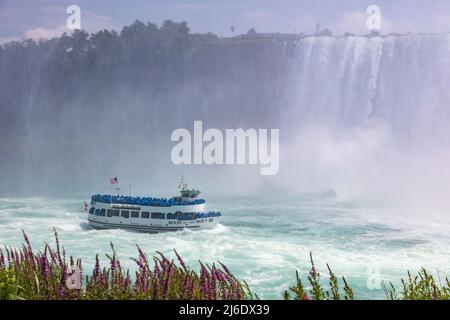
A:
<box><xmin>178</xmin><ymin>175</ymin><xmax>186</xmax><ymax>191</ymax></box>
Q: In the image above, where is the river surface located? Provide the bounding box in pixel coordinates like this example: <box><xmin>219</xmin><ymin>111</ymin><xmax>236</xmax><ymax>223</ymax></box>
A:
<box><xmin>1</xmin><ymin>195</ymin><xmax>449</xmax><ymax>299</ymax></box>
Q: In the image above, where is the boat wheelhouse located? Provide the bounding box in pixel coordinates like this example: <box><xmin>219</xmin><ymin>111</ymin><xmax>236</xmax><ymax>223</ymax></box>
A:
<box><xmin>87</xmin><ymin>178</ymin><xmax>221</xmax><ymax>233</ymax></box>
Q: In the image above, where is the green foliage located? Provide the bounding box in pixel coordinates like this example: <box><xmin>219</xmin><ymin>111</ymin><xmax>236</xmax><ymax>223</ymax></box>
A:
<box><xmin>384</xmin><ymin>268</ymin><xmax>450</xmax><ymax>300</ymax></box>
<box><xmin>283</xmin><ymin>252</ymin><xmax>353</xmax><ymax>300</ymax></box>
<box><xmin>0</xmin><ymin>268</ymin><xmax>21</xmax><ymax>299</ymax></box>
<box><xmin>283</xmin><ymin>254</ymin><xmax>447</xmax><ymax>301</ymax></box>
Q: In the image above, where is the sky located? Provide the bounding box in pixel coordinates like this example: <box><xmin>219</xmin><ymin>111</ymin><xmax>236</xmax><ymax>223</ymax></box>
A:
<box><xmin>1</xmin><ymin>0</ymin><xmax>450</xmax><ymax>43</ymax></box>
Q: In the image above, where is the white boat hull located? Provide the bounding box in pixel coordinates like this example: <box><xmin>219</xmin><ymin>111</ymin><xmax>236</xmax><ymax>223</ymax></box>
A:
<box><xmin>87</xmin><ymin>199</ymin><xmax>220</xmax><ymax>233</ymax></box>
<box><xmin>88</xmin><ymin>217</ymin><xmax>219</xmax><ymax>233</ymax></box>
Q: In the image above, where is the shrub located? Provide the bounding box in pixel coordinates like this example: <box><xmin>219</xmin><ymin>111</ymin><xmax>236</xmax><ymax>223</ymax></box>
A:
<box><xmin>283</xmin><ymin>252</ymin><xmax>353</xmax><ymax>300</ymax></box>
<box><xmin>384</xmin><ymin>268</ymin><xmax>450</xmax><ymax>300</ymax></box>
<box><xmin>0</xmin><ymin>230</ymin><xmax>251</xmax><ymax>300</ymax></box>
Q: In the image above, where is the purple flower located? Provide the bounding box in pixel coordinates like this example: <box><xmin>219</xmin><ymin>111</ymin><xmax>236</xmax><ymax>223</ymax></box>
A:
<box><xmin>200</xmin><ymin>264</ymin><xmax>211</xmax><ymax>299</ymax></box>
<box><xmin>218</xmin><ymin>261</ymin><xmax>231</xmax><ymax>275</ymax></box>
<box><xmin>136</xmin><ymin>245</ymin><xmax>147</xmax><ymax>262</ymax></box>
<box><xmin>310</xmin><ymin>266</ymin><xmax>317</xmax><ymax>278</ymax></box>
<box><xmin>174</xmin><ymin>250</ymin><xmax>188</xmax><ymax>272</ymax></box>
<box><xmin>163</xmin><ymin>261</ymin><xmax>174</xmax><ymax>299</ymax></box>
<box><xmin>0</xmin><ymin>249</ymin><xmax>4</xmax><ymax>269</ymax></box>
<box><xmin>93</xmin><ymin>254</ymin><xmax>100</xmax><ymax>282</ymax></box>
<box><xmin>154</xmin><ymin>259</ymin><xmax>161</xmax><ymax>276</ymax></box>
<box><xmin>53</xmin><ymin>228</ymin><xmax>62</xmax><ymax>263</ymax></box>
<box><xmin>22</xmin><ymin>230</ymin><xmax>32</xmax><ymax>251</ymax></box>
<box><xmin>152</xmin><ymin>277</ymin><xmax>158</xmax><ymax>298</ymax></box>
<box><xmin>215</xmin><ymin>270</ymin><xmax>228</xmax><ymax>299</ymax></box>
<box><xmin>210</xmin><ymin>266</ymin><xmax>218</xmax><ymax>300</ymax></box>
<box><xmin>40</xmin><ymin>255</ymin><xmax>49</xmax><ymax>280</ymax></box>
<box><xmin>111</xmin><ymin>254</ymin><xmax>117</xmax><ymax>274</ymax></box>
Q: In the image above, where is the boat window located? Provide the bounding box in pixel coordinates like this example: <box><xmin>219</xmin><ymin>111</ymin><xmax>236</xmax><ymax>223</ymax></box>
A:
<box><xmin>131</xmin><ymin>211</ymin><xmax>139</xmax><ymax>218</ymax></box>
<box><xmin>141</xmin><ymin>212</ymin><xmax>150</xmax><ymax>218</ymax></box>
<box><xmin>99</xmin><ymin>209</ymin><xmax>106</xmax><ymax>216</ymax></box>
<box><xmin>166</xmin><ymin>213</ymin><xmax>175</xmax><ymax>219</ymax></box>
<box><xmin>178</xmin><ymin>212</ymin><xmax>194</xmax><ymax>220</ymax></box>
<box><xmin>89</xmin><ymin>207</ymin><xmax>95</xmax><ymax>215</ymax></box>
<box><xmin>121</xmin><ymin>210</ymin><xmax>130</xmax><ymax>219</ymax></box>
<box><xmin>107</xmin><ymin>209</ymin><xmax>119</xmax><ymax>217</ymax></box>
<box><xmin>151</xmin><ymin>212</ymin><xmax>165</xmax><ymax>219</ymax></box>
<box><xmin>167</xmin><ymin>211</ymin><xmax>181</xmax><ymax>219</ymax></box>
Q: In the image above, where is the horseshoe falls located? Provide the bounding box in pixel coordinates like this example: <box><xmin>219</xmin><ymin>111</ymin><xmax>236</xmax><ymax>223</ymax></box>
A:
<box><xmin>280</xmin><ymin>34</ymin><xmax>450</xmax><ymax>204</ymax></box>
<box><xmin>1</xmin><ymin>33</ymin><xmax>450</xmax><ymax>299</ymax></box>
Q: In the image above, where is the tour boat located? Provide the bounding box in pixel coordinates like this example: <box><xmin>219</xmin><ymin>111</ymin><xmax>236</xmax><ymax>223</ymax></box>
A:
<box><xmin>86</xmin><ymin>177</ymin><xmax>221</xmax><ymax>232</ymax></box>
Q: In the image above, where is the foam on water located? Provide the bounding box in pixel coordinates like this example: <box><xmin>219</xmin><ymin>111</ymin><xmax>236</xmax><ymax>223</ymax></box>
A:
<box><xmin>0</xmin><ymin>195</ymin><xmax>449</xmax><ymax>299</ymax></box>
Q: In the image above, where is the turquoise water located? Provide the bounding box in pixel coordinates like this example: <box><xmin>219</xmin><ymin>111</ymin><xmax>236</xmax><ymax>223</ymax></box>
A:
<box><xmin>0</xmin><ymin>195</ymin><xmax>449</xmax><ymax>299</ymax></box>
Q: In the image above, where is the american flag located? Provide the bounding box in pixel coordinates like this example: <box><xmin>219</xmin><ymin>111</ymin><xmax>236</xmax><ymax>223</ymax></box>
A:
<box><xmin>110</xmin><ymin>176</ymin><xmax>118</xmax><ymax>185</ymax></box>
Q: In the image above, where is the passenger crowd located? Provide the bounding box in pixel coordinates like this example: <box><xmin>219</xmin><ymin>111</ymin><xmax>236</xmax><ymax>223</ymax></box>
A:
<box><xmin>91</xmin><ymin>194</ymin><xmax>206</xmax><ymax>206</ymax></box>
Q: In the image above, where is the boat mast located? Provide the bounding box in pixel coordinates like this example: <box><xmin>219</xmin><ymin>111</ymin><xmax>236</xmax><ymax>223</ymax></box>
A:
<box><xmin>178</xmin><ymin>175</ymin><xmax>187</xmax><ymax>191</ymax></box>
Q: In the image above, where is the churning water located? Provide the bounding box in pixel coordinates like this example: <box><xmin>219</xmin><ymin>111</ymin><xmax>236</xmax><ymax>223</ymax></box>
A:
<box><xmin>1</xmin><ymin>195</ymin><xmax>449</xmax><ymax>299</ymax></box>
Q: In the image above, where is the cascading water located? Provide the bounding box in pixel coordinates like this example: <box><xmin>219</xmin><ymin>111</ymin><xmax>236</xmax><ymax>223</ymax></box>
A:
<box><xmin>283</xmin><ymin>34</ymin><xmax>450</xmax><ymax>138</ymax></box>
<box><xmin>279</xmin><ymin>34</ymin><xmax>450</xmax><ymax>203</ymax></box>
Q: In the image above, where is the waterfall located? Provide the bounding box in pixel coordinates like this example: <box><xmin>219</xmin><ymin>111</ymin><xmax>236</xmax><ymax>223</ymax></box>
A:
<box><xmin>1</xmin><ymin>32</ymin><xmax>449</xmax><ymax>201</ymax></box>
<box><xmin>280</xmin><ymin>34</ymin><xmax>450</xmax><ymax>202</ymax></box>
